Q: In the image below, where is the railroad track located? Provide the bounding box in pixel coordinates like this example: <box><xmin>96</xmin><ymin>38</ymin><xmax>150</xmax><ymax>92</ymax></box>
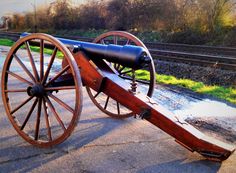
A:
<box><xmin>0</xmin><ymin>31</ymin><xmax>20</xmax><ymax>41</ymax></box>
<box><xmin>149</xmin><ymin>49</ymin><xmax>236</xmax><ymax>70</ymax></box>
<box><xmin>0</xmin><ymin>31</ymin><xmax>235</xmax><ymax>70</ymax></box>
<box><xmin>145</xmin><ymin>42</ymin><xmax>236</xmax><ymax>57</ymax></box>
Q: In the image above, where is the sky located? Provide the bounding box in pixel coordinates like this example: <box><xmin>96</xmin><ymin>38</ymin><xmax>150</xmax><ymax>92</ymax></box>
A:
<box><xmin>0</xmin><ymin>0</ymin><xmax>85</xmax><ymax>17</ymax></box>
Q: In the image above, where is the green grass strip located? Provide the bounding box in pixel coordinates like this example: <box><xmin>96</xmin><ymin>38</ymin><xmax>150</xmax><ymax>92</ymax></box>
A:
<box><xmin>134</xmin><ymin>69</ymin><xmax>236</xmax><ymax>104</ymax></box>
<box><xmin>157</xmin><ymin>74</ymin><xmax>236</xmax><ymax>104</ymax></box>
<box><xmin>0</xmin><ymin>39</ymin><xmax>15</xmax><ymax>46</ymax></box>
<box><xmin>0</xmin><ymin>38</ymin><xmax>64</xmax><ymax>58</ymax></box>
<box><xmin>29</xmin><ymin>46</ymin><xmax>64</xmax><ymax>59</ymax></box>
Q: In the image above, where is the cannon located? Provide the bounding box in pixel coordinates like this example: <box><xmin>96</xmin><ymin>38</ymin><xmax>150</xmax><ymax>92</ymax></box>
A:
<box><xmin>1</xmin><ymin>31</ymin><xmax>235</xmax><ymax>161</ymax></box>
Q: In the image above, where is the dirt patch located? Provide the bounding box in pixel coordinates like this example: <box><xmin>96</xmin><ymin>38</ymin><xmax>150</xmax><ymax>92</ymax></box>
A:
<box><xmin>186</xmin><ymin>118</ymin><xmax>236</xmax><ymax>144</ymax></box>
<box><xmin>154</xmin><ymin>59</ymin><xmax>236</xmax><ymax>87</ymax></box>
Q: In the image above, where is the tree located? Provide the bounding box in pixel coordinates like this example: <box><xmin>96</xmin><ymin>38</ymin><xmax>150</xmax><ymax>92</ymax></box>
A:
<box><xmin>0</xmin><ymin>16</ymin><xmax>10</xmax><ymax>29</ymax></box>
<box><xmin>11</xmin><ymin>13</ymin><xmax>25</xmax><ymax>30</ymax></box>
<box><xmin>129</xmin><ymin>0</ymin><xmax>177</xmax><ymax>31</ymax></box>
<box><xmin>49</xmin><ymin>0</ymin><xmax>75</xmax><ymax>29</ymax></box>
<box><xmin>187</xmin><ymin>0</ymin><xmax>236</xmax><ymax>32</ymax></box>
<box><xmin>5</xmin><ymin>0</ymin><xmax>236</xmax><ymax>35</ymax></box>
<box><xmin>106</xmin><ymin>0</ymin><xmax>131</xmax><ymax>30</ymax></box>
<box><xmin>78</xmin><ymin>1</ymin><xmax>106</xmax><ymax>29</ymax></box>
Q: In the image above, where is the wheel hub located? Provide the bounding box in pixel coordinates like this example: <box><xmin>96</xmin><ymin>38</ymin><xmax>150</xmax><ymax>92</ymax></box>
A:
<box><xmin>27</xmin><ymin>84</ymin><xmax>45</xmax><ymax>97</ymax></box>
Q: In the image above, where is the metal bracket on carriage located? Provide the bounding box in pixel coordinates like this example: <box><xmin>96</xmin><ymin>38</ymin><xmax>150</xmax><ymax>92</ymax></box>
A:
<box><xmin>139</xmin><ymin>108</ymin><xmax>151</xmax><ymax>119</ymax></box>
<box><xmin>70</xmin><ymin>45</ymin><xmax>82</xmax><ymax>54</ymax></box>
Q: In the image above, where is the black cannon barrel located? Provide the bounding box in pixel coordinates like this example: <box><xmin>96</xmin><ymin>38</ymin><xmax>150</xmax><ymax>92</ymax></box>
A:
<box><xmin>21</xmin><ymin>32</ymin><xmax>151</xmax><ymax>69</ymax></box>
<box><xmin>76</xmin><ymin>43</ymin><xmax>150</xmax><ymax>69</ymax></box>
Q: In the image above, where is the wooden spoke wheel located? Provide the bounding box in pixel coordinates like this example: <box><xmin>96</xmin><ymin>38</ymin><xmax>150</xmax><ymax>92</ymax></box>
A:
<box><xmin>86</xmin><ymin>31</ymin><xmax>156</xmax><ymax>119</ymax></box>
<box><xmin>1</xmin><ymin>33</ymin><xmax>83</xmax><ymax>147</ymax></box>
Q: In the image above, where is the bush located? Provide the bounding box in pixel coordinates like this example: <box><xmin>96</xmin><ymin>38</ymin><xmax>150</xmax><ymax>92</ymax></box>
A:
<box><xmin>131</xmin><ymin>31</ymin><xmax>161</xmax><ymax>42</ymax></box>
<box><xmin>222</xmin><ymin>27</ymin><xmax>236</xmax><ymax>47</ymax></box>
<box><xmin>165</xmin><ymin>29</ymin><xmax>208</xmax><ymax>45</ymax></box>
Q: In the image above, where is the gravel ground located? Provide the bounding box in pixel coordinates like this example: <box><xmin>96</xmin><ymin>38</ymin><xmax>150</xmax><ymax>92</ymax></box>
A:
<box><xmin>154</xmin><ymin>59</ymin><xmax>236</xmax><ymax>87</ymax></box>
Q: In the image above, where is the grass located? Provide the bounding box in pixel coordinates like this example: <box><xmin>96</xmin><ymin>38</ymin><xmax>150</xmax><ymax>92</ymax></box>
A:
<box><xmin>29</xmin><ymin>46</ymin><xmax>64</xmax><ymax>59</ymax></box>
<box><xmin>0</xmin><ymin>39</ymin><xmax>15</xmax><ymax>46</ymax></box>
<box><xmin>135</xmin><ymin>70</ymin><xmax>236</xmax><ymax>104</ymax></box>
<box><xmin>0</xmin><ymin>38</ymin><xmax>235</xmax><ymax>104</ymax></box>
<box><xmin>0</xmin><ymin>38</ymin><xmax>64</xmax><ymax>58</ymax></box>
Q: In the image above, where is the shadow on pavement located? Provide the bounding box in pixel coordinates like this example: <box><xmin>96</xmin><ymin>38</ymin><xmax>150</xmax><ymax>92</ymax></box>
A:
<box><xmin>0</xmin><ymin>116</ymin><xmax>124</xmax><ymax>172</ymax></box>
<box><xmin>137</xmin><ymin>159</ymin><xmax>221</xmax><ymax>173</ymax></box>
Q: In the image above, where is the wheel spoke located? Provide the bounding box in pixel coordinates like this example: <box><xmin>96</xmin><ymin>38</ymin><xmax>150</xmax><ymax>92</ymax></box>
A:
<box><xmin>44</xmin><ymin>86</ymin><xmax>76</xmax><ymax>91</ymax></box>
<box><xmin>114</xmin><ymin>63</ymin><xmax>121</xmax><ymax>70</ymax></box>
<box><xmin>7</xmin><ymin>71</ymin><xmax>33</xmax><ymax>86</ymax></box>
<box><xmin>86</xmin><ymin>31</ymin><xmax>155</xmax><ymax>119</ymax></box>
<box><xmin>25</xmin><ymin>41</ymin><xmax>40</xmax><ymax>82</ymax></box>
<box><xmin>100</xmin><ymin>39</ymin><xmax>105</xmax><ymax>45</ymax></box>
<box><xmin>3</xmin><ymin>33</ymin><xmax>82</xmax><ymax>146</ymax></box>
<box><xmin>44</xmin><ymin>95</ymin><xmax>66</xmax><ymax>131</ymax></box>
<box><xmin>113</xmin><ymin>35</ymin><xmax>118</xmax><ymax>45</ymax></box>
<box><xmin>104</xmin><ymin>96</ymin><xmax>110</xmax><ymax>110</ymax></box>
<box><xmin>5</xmin><ymin>89</ymin><xmax>27</xmax><ymax>93</ymax></box>
<box><xmin>116</xmin><ymin>64</ymin><xmax>121</xmax><ymax>70</ymax></box>
<box><xmin>14</xmin><ymin>54</ymin><xmax>36</xmax><ymax>83</ymax></box>
<box><xmin>117</xmin><ymin>102</ymin><xmax>120</xmax><ymax>115</ymax></box>
<box><xmin>41</xmin><ymin>47</ymin><xmax>57</xmax><ymax>84</ymax></box>
<box><xmin>40</xmin><ymin>39</ymin><xmax>44</xmax><ymax>81</ymax></box>
<box><xmin>21</xmin><ymin>98</ymin><xmax>38</xmax><ymax>130</ymax></box>
<box><xmin>45</xmin><ymin>65</ymin><xmax>70</xmax><ymax>87</ymax></box>
<box><xmin>119</xmin><ymin>69</ymin><xmax>133</xmax><ymax>75</ymax></box>
<box><xmin>10</xmin><ymin>96</ymin><xmax>34</xmax><ymax>114</ymax></box>
<box><xmin>93</xmin><ymin>91</ymin><xmax>101</xmax><ymax>99</ymax></box>
<box><xmin>126</xmin><ymin>39</ymin><xmax>130</xmax><ymax>45</ymax></box>
<box><xmin>42</xmin><ymin>98</ymin><xmax>52</xmax><ymax>141</ymax></box>
<box><xmin>113</xmin><ymin>63</ymin><xmax>117</xmax><ymax>69</ymax></box>
<box><xmin>117</xmin><ymin>66</ymin><xmax>125</xmax><ymax>73</ymax></box>
<box><xmin>48</xmin><ymin>93</ymin><xmax>74</xmax><ymax>114</ymax></box>
<box><xmin>35</xmin><ymin>98</ymin><xmax>42</xmax><ymax>140</ymax></box>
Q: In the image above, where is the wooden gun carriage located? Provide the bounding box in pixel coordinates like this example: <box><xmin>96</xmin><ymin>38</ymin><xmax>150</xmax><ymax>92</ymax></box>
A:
<box><xmin>1</xmin><ymin>31</ymin><xmax>235</xmax><ymax>161</ymax></box>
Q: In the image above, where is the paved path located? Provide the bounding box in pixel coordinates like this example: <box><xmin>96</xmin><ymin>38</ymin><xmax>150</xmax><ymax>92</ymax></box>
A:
<box><xmin>0</xmin><ymin>46</ymin><xmax>236</xmax><ymax>173</ymax></box>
